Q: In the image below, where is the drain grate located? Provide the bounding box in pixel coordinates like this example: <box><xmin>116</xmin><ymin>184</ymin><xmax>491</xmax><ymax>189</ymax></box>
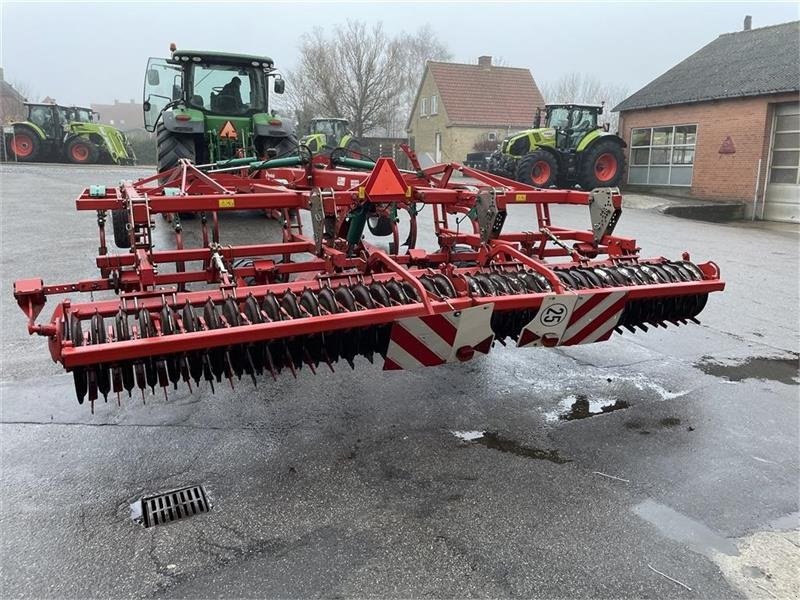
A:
<box><xmin>140</xmin><ymin>485</ymin><xmax>210</xmax><ymax>528</ymax></box>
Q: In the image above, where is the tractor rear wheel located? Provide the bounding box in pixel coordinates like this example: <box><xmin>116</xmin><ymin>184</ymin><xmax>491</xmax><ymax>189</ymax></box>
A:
<box><xmin>516</xmin><ymin>150</ymin><xmax>558</xmax><ymax>187</ymax></box>
<box><xmin>256</xmin><ymin>135</ymin><xmax>298</xmax><ymax>160</ymax></box>
<box><xmin>156</xmin><ymin>123</ymin><xmax>196</xmax><ymax>183</ymax></box>
<box><xmin>7</xmin><ymin>128</ymin><xmax>40</xmax><ymax>162</ymax></box>
<box><xmin>66</xmin><ymin>138</ymin><xmax>99</xmax><ymax>164</ymax></box>
<box><xmin>578</xmin><ymin>140</ymin><xmax>625</xmax><ymax>189</ymax></box>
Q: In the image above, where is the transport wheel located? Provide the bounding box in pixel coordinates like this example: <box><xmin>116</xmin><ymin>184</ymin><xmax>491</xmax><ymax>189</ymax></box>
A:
<box><xmin>7</xmin><ymin>129</ymin><xmax>40</xmax><ymax>161</ymax></box>
<box><xmin>111</xmin><ymin>209</ymin><xmax>130</xmax><ymax>249</ymax></box>
<box><xmin>67</xmin><ymin>138</ymin><xmax>99</xmax><ymax>164</ymax></box>
<box><xmin>516</xmin><ymin>150</ymin><xmax>558</xmax><ymax>187</ymax></box>
<box><xmin>367</xmin><ymin>214</ymin><xmax>394</xmax><ymax>237</ymax></box>
<box><xmin>579</xmin><ymin>141</ymin><xmax>625</xmax><ymax>189</ymax></box>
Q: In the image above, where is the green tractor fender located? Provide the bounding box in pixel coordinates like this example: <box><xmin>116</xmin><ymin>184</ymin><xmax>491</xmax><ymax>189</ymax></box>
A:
<box><xmin>253</xmin><ymin>113</ymin><xmax>292</xmax><ymax>139</ymax></box>
<box><xmin>576</xmin><ymin>129</ymin><xmax>626</xmax><ymax>153</ymax></box>
<box><xmin>502</xmin><ymin>127</ymin><xmax>557</xmax><ymax>157</ymax></box>
<box><xmin>300</xmin><ymin>132</ymin><xmax>326</xmax><ymax>154</ymax></box>
<box><xmin>8</xmin><ymin>121</ymin><xmax>47</xmax><ymax>140</ymax></box>
<box><xmin>162</xmin><ymin>107</ymin><xmax>205</xmax><ymax>134</ymax></box>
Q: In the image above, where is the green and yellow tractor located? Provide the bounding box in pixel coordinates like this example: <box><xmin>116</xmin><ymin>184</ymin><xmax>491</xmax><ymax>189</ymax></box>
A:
<box><xmin>143</xmin><ymin>44</ymin><xmax>296</xmax><ymax>175</ymax></box>
<box><xmin>487</xmin><ymin>103</ymin><xmax>626</xmax><ymax>189</ymax></box>
<box><xmin>300</xmin><ymin>118</ymin><xmax>362</xmax><ymax>156</ymax></box>
<box><xmin>4</xmin><ymin>103</ymin><xmax>136</xmax><ymax>165</ymax></box>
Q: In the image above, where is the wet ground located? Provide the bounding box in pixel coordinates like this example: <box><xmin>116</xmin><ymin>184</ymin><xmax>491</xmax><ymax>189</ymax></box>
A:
<box><xmin>1</xmin><ymin>162</ymin><xmax>798</xmax><ymax>598</ymax></box>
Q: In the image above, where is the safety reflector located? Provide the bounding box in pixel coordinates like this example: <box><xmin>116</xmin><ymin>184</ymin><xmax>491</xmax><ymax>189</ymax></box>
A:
<box><xmin>363</xmin><ymin>157</ymin><xmax>408</xmax><ymax>200</ymax></box>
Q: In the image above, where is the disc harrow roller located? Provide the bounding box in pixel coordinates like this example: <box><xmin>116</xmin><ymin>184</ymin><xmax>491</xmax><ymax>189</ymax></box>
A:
<box><xmin>11</xmin><ymin>154</ymin><xmax>724</xmax><ymax>412</ymax></box>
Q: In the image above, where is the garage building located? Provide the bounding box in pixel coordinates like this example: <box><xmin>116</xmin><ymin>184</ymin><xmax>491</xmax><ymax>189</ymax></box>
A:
<box><xmin>614</xmin><ymin>18</ymin><xmax>800</xmax><ymax>222</ymax></box>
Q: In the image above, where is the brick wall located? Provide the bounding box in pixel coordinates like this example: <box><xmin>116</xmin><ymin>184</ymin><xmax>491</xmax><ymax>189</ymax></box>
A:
<box><xmin>618</xmin><ymin>92</ymin><xmax>799</xmax><ymax>207</ymax></box>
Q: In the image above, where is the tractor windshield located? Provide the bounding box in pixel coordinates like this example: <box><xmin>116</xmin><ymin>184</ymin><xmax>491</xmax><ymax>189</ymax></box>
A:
<box><xmin>73</xmin><ymin>109</ymin><xmax>93</xmax><ymax>123</ymax></box>
<box><xmin>547</xmin><ymin>108</ymin><xmax>570</xmax><ymax>129</ymax></box>
<box><xmin>188</xmin><ymin>64</ymin><xmax>266</xmax><ymax>116</ymax></box>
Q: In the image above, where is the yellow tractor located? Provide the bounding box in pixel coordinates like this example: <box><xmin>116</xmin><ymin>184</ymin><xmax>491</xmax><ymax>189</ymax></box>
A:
<box><xmin>300</xmin><ymin>117</ymin><xmax>363</xmax><ymax>156</ymax></box>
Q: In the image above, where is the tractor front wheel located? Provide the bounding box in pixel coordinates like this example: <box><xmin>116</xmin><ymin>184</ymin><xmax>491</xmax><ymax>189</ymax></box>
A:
<box><xmin>66</xmin><ymin>138</ymin><xmax>99</xmax><ymax>164</ymax></box>
<box><xmin>7</xmin><ymin>129</ymin><xmax>40</xmax><ymax>162</ymax></box>
<box><xmin>579</xmin><ymin>141</ymin><xmax>625</xmax><ymax>189</ymax></box>
<box><xmin>516</xmin><ymin>150</ymin><xmax>558</xmax><ymax>188</ymax></box>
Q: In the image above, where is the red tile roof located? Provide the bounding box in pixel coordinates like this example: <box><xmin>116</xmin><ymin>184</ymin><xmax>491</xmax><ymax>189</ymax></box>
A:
<box><xmin>426</xmin><ymin>61</ymin><xmax>544</xmax><ymax>127</ymax></box>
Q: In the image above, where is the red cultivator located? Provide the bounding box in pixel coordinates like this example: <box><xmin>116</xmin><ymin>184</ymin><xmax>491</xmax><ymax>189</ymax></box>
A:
<box><xmin>13</xmin><ymin>147</ymin><xmax>724</xmax><ymax>411</ymax></box>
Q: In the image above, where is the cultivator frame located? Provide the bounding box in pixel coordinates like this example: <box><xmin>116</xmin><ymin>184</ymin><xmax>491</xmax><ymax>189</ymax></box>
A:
<box><xmin>14</xmin><ymin>147</ymin><xmax>724</xmax><ymax>411</ymax></box>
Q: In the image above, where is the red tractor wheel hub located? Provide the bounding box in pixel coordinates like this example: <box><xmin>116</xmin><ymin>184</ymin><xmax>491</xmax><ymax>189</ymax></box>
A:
<box><xmin>594</xmin><ymin>153</ymin><xmax>619</xmax><ymax>182</ymax></box>
<box><xmin>11</xmin><ymin>133</ymin><xmax>34</xmax><ymax>158</ymax></box>
<box><xmin>71</xmin><ymin>143</ymin><xmax>90</xmax><ymax>162</ymax></box>
<box><xmin>531</xmin><ymin>160</ymin><xmax>551</xmax><ymax>186</ymax></box>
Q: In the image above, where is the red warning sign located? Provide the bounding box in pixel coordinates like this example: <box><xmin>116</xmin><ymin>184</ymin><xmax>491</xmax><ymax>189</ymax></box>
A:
<box><xmin>219</xmin><ymin>121</ymin><xmax>238</xmax><ymax>140</ymax></box>
<box><xmin>362</xmin><ymin>157</ymin><xmax>409</xmax><ymax>201</ymax></box>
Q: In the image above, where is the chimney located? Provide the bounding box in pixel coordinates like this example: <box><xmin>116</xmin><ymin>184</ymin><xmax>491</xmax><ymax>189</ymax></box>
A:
<box><xmin>478</xmin><ymin>55</ymin><xmax>492</xmax><ymax>67</ymax></box>
<box><xmin>743</xmin><ymin>15</ymin><xmax>752</xmax><ymax>31</ymax></box>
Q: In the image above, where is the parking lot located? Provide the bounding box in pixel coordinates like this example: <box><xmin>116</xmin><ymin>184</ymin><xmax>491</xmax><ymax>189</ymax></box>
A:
<box><xmin>1</xmin><ymin>162</ymin><xmax>798</xmax><ymax>598</ymax></box>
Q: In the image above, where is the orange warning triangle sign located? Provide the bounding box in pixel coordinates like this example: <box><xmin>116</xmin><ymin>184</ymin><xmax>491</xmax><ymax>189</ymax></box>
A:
<box><xmin>364</xmin><ymin>157</ymin><xmax>407</xmax><ymax>199</ymax></box>
<box><xmin>219</xmin><ymin>121</ymin><xmax>237</xmax><ymax>140</ymax></box>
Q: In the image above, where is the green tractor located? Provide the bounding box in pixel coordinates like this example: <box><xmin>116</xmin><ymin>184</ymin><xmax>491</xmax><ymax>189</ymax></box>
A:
<box><xmin>143</xmin><ymin>45</ymin><xmax>296</xmax><ymax>175</ymax></box>
<box><xmin>4</xmin><ymin>103</ymin><xmax>136</xmax><ymax>165</ymax></box>
<box><xmin>487</xmin><ymin>103</ymin><xmax>626</xmax><ymax>189</ymax></box>
<box><xmin>300</xmin><ymin>117</ymin><xmax>362</xmax><ymax>156</ymax></box>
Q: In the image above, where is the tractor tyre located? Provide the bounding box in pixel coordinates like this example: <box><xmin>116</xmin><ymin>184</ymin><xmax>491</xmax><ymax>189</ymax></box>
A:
<box><xmin>256</xmin><ymin>135</ymin><xmax>298</xmax><ymax>160</ymax></box>
<box><xmin>344</xmin><ymin>138</ymin><xmax>364</xmax><ymax>159</ymax></box>
<box><xmin>367</xmin><ymin>215</ymin><xmax>394</xmax><ymax>237</ymax></box>
<box><xmin>156</xmin><ymin>123</ymin><xmax>196</xmax><ymax>183</ymax></box>
<box><xmin>66</xmin><ymin>138</ymin><xmax>99</xmax><ymax>164</ymax></box>
<box><xmin>111</xmin><ymin>209</ymin><xmax>131</xmax><ymax>249</ymax></box>
<box><xmin>578</xmin><ymin>140</ymin><xmax>625</xmax><ymax>189</ymax></box>
<box><xmin>6</xmin><ymin>127</ymin><xmax>41</xmax><ymax>162</ymax></box>
<box><xmin>516</xmin><ymin>150</ymin><xmax>558</xmax><ymax>188</ymax></box>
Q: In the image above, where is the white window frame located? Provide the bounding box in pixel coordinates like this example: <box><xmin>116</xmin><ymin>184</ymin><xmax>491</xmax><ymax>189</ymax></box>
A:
<box><xmin>420</xmin><ymin>97</ymin><xmax>428</xmax><ymax>117</ymax></box>
<box><xmin>768</xmin><ymin>105</ymin><xmax>800</xmax><ymax>185</ymax></box>
<box><xmin>488</xmin><ymin>131</ymin><xmax>497</xmax><ymax>141</ymax></box>
<box><xmin>628</xmin><ymin>123</ymin><xmax>698</xmax><ymax>187</ymax></box>
<box><xmin>430</xmin><ymin>95</ymin><xmax>438</xmax><ymax>116</ymax></box>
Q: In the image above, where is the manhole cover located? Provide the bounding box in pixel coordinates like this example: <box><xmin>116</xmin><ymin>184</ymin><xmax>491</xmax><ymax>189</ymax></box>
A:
<box><xmin>134</xmin><ymin>485</ymin><xmax>210</xmax><ymax>528</ymax></box>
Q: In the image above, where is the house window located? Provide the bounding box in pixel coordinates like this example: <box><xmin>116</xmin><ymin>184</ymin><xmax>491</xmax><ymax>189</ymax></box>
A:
<box><xmin>488</xmin><ymin>132</ymin><xmax>497</xmax><ymax>141</ymax></box>
<box><xmin>430</xmin><ymin>95</ymin><xmax>438</xmax><ymax>115</ymax></box>
<box><xmin>420</xmin><ymin>98</ymin><xmax>428</xmax><ymax>117</ymax></box>
<box><xmin>769</xmin><ymin>106</ymin><xmax>800</xmax><ymax>184</ymax></box>
<box><xmin>628</xmin><ymin>124</ymin><xmax>697</xmax><ymax>186</ymax></box>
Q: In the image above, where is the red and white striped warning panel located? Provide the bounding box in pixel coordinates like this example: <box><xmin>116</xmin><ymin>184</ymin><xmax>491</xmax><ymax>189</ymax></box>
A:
<box><xmin>383</xmin><ymin>304</ymin><xmax>495</xmax><ymax>370</ymax></box>
<box><xmin>517</xmin><ymin>291</ymin><xmax>628</xmax><ymax>348</ymax></box>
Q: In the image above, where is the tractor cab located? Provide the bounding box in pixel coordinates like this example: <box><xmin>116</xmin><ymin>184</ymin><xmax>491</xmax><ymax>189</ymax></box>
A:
<box><xmin>143</xmin><ymin>44</ymin><xmax>294</xmax><ymax>165</ymax></box>
<box><xmin>301</xmin><ymin>118</ymin><xmax>352</xmax><ymax>154</ymax></box>
<box><xmin>540</xmin><ymin>104</ymin><xmax>604</xmax><ymax>149</ymax></box>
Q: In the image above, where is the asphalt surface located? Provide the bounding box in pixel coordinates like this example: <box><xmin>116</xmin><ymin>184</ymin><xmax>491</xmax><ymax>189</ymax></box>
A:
<box><xmin>1</xmin><ymin>162</ymin><xmax>798</xmax><ymax>599</ymax></box>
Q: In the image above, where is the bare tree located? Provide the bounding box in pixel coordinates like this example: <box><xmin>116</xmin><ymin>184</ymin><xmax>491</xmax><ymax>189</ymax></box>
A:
<box><xmin>390</xmin><ymin>25</ymin><xmax>451</xmax><ymax>136</ymax></box>
<box><xmin>287</xmin><ymin>21</ymin><xmax>450</xmax><ymax>138</ymax></box>
<box><xmin>540</xmin><ymin>72</ymin><xmax>628</xmax><ymax>131</ymax></box>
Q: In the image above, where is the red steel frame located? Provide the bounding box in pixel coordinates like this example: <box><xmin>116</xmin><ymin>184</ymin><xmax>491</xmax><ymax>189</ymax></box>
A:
<box><xmin>13</xmin><ymin>153</ymin><xmax>725</xmax><ymax>372</ymax></box>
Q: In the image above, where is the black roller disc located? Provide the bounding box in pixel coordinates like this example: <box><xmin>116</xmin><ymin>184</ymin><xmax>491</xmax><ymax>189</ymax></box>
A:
<box><xmin>431</xmin><ymin>274</ymin><xmax>456</xmax><ymax>298</ymax></box>
<box><xmin>488</xmin><ymin>273</ymin><xmax>512</xmax><ymax>295</ymax></box>
<box><xmin>203</xmin><ymin>301</ymin><xmax>227</xmax><ymax>383</ymax></box>
<box><xmin>71</xmin><ymin>318</ymin><xmax>87</xmax><ymax>404</ymax></box>
<box><xmin>472</xmin><ymin>273</ymin><xmax>498</xmax><ymax>296</ymax></box>
<box><xmin>90</xmin><ymin>312</ymin><xmax>111</xmax><ymax>401</ymax></box>
<box><xmin>383</xmin><ymin>280</ymin><xmax>409</xmax><ymax>304</ymax></box>
<box><xmin>160</xmin><ymin>305</ymin><xmax>183</xmax><ymax>388</ymax></box>
<box><xmin>114</xmin><ymin>310</ymin><xmax>135</xmax><ymax>396</ymax></box>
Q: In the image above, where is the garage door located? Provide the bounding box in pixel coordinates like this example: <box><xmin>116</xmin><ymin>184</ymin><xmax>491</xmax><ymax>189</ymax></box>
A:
<box><xmin>764</xmin><ymin>102</ymin><xmax>800</xmax><ymax>222</ymax></box>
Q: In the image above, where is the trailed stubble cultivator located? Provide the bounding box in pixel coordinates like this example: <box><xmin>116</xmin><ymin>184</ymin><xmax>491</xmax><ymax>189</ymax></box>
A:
<box><xmin>13</xmin><ymin>148</ymin><xmax>724</xmax><ymax>411</ymax></box>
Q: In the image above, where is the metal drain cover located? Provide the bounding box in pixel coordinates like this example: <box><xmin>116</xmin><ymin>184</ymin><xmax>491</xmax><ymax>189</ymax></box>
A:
<box><xmin>133</xmin><ymin>485</ymin><xmax>210</xmax><ymax>528</ymax></box>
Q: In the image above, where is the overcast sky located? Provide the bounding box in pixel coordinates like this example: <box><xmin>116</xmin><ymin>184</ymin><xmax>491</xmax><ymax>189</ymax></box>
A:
<box><xmin>1</xmin><ymin>1</ymin><xmax>797</xmax><ymax>108</ymax></box>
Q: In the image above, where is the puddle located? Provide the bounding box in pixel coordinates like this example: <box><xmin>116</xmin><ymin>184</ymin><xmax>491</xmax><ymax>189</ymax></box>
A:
<box><xmin>453</xmin><ymin>430</ymin><xmax>571</xmax><ymax>464</ymax></box>
<box><xmin>695</xmin><ymin>355</ymin><xmax>799</xmax><ymax>385</ymax></box>
<box><xmin>633</xmin><ymin>499</ymin><xmax>739</xmax><ymax>558</ymax></box>
<box><xmin>544</xmin><ymin>394</ymin><xmax>629</xmax><ymax>422</ymax></box>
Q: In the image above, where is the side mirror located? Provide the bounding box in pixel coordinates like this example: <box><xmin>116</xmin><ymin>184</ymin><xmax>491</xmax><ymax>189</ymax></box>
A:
<box><xmin>274</xmin><ymin>79</ymin><xmax>285</xmax><ymax>94</ymax></box>
<box><xmin>147</xmin><ymin>69</ymin><xmax>160</xmax><ymax>86</ymax></box>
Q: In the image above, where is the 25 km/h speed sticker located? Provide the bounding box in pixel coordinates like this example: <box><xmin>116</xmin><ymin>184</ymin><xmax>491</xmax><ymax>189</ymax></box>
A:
<box><xmin>517</xmin><ymin>295</ymin><xmax>579</xmax><ymax>347</ymax></box>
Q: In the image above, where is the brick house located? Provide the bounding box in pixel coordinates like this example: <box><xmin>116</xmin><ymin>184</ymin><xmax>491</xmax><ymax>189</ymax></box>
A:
<box><xmin>407</xmin><ymin>56</ymin><xmax>545</xmax><ymax>166</ymax></box>
<box><xmin>614</xmin><ymin>19</ymin><xmax>800</xmax><ymax>222</ymax></box>
<box><xmin>0</xmin><ymin>68</ymin><xmax>26</xmax><ymax>124</ymax></box>
<box><xmin>90</xmin><ymin>99</ymin><xmax>144</xmax><ymax>132</ymax></box>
